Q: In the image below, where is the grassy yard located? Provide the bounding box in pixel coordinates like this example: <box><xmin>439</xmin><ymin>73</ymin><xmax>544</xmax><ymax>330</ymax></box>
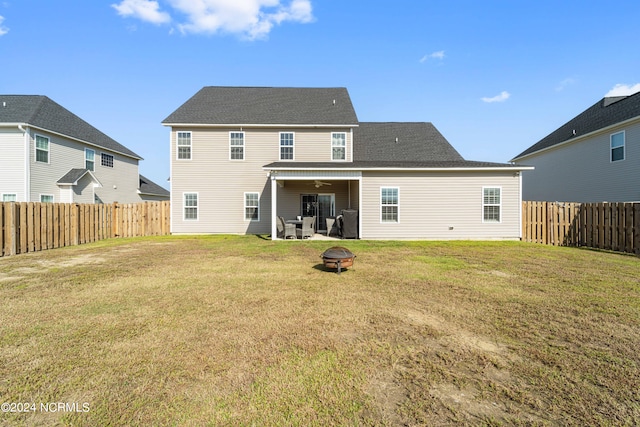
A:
<box><xmin>0</xmin><ymin>236</ymin><xmax>639</xmax><ymax>426</ymax></box>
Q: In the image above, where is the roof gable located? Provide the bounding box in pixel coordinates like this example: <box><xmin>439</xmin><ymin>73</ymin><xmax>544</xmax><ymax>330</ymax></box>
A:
<box><xmin>354</xmin><ymin>122</ymin><xmax>464</xmax><ymax>162</ymax></box>
<box><xmin>0</xmin><ymin>95</ymin><xmax>142</xmax><ymax>159</ymax></box>
<box><xmin>162</xmin><ymin>86</ymin><xmax>358</xmax><ymax>126</ymax></box>
<box><xmin>514</xmin><ymin>91</ymin><xmax>640</xmax><ymax>159</ymax></box>
<box><xmin>56</xmin><ymin>168</ymin><xmax>101</xmax><ymax>186</ymax></box>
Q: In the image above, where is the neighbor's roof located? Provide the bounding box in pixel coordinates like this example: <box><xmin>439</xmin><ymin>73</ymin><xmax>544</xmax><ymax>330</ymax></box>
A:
<box><xmin>162</xmin><ymin>86</ymin><xmax>359</xmax><ymax>126</ymax></box>
<box><xmin>353</xmin><ymin>122</ymin><xmax>464</xmax><ymax>162</ymax></box>
<box><xmin>138</xmin><ymin>174</ymin><xmax>170</xmax><ymax>197</ymax></box>
<box><xmin>513</xmin><ymin>91</ymin><xmax>640</xmax><ymax>160</ymax></box>
<box><xmin>0</xmin><ymin>95</ymin><xmax>142</xmax><ymax>160</ymax></box>
<box><xmin>56</xmin><ymin>168</ymin><xmax>101</xmax><ymax>186</ymax></box>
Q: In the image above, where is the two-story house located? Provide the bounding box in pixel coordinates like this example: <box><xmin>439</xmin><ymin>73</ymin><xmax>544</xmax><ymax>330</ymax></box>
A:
<box><xmin>164</xmin><ymin>86</ymin><xmax>531</xmax><ymax>240</ymax></box>
<box><xmin>0</xmin><ymin>95</ymin><xmax>168</xmax><ymax>204</ymax></box>
<box><xmin>512</xmin><ymin>91</ymin><xmax>640</xmax><ymax>202</ymax></box>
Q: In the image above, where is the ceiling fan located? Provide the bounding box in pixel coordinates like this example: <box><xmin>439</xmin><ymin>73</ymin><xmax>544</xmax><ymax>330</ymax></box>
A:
<box><xmin>309</xmin><ymin>180</ymin><xmax>332</xmax><ymax>188</ymax></box>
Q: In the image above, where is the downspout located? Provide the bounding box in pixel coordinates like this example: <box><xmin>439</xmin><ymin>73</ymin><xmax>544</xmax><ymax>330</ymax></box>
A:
<box><xmin>518</xmin><ymin>172</ymin><xmax>523</xmax><ymax>240</ymax></box>
<box><xmin>18</xmin><ymin>125</ymin><xmax>29</xmax><ymax>202</ymax></box>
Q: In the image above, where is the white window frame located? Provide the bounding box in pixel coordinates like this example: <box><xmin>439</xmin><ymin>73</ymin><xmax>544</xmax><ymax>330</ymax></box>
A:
<box><xmin>101</xmin><ymin>152</ymin><xmax>114</xmax><ymax>168</ymax></box>
<box><xmin>482</xmin><ymin>187</ymin><xmax>502</xmax><ymax>223</ymax></box>
<box><xmin>85</xmin><ymin>148</ymin><xmax>95</xmax><ymax>171</ymax></box>
<box><xmin>331</xmin><ymin>132</ymin><xmax>346</xmax><ymax>161</ymax></box>
<box><xmin>380</xmin><ymin>187</ymin><xmax>399</xmax><ymax>223</ymax></box>
<box><xmin>183</xmin><ymin>192</ymin><xmax>198</xmax><ymax>221</ymax></box>
<box><xmin>244</xmin><ymin>192</ymin><xmax>260</xmax><ymax>221</ymax></box>
<box><xmin>2</xmin><ymin>194</ymin><xmax>17</xmax><ymax>202</ymax></box>
<box><xmin>610</xmin><ymin>131</ymin><xmax>625</xmax><ymax>162</ymax></box>
<box><xmin>40</xmin><ymin>194</ymin><xmax>54</xmax><ymax>203</ymax></box>
<box><xmin>230</xmin><ymin>132</ymin><xmax>245</xmax><ymax>161</ymax></box>
<box><xmin>177</xmin><ymin>131</ymin><xmax>192</xmax><ymax>160</ymax></box>
<box><xmin>35</xmin><ymin>134</ymin><xmax>50</xmax><ymax>164</ymax></box>
<box><xmin>279</xmin><ymin>132</ymin><xmax>295</xmax><ymax>161</ymax></box>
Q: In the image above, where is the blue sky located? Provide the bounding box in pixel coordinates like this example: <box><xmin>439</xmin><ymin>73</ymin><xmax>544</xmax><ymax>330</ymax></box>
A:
<box><xmin>1</xmin><ymin>0</ymin><xmax>639</xmax><ymax>189</ymax></box>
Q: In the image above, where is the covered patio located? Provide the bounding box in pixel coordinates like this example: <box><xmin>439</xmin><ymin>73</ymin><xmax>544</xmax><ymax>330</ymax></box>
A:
<box><xmin>267</xmin><ymin>168</ymin><xmax>362</xmax><ymax>240</ymax></box>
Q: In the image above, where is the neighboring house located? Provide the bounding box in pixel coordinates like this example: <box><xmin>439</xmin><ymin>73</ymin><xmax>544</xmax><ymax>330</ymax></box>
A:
<box><xmin>163</xmin><ymin>86</ymin><xmax>532</xmax><ymax>240</ymax></box>
<box><xmin>0</xmin><ymin>95</ymin><xmax>168</xmax><ymax>204</ymax></box>
<box><xmin>138</xmin><ymin>175</ymin><xmax>170</xmax><ymax>201</ymax></box>
<box><xmin>512</xmin><ymin>91</ymin><xmax>640</xmax><ymax>202</ymax></box>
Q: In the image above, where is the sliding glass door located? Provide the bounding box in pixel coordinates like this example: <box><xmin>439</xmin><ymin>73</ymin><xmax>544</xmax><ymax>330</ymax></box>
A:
<box><xmin>300</xmin><ymin>194</ymin><xmax>335</xmax><ymax>232</ymax></box>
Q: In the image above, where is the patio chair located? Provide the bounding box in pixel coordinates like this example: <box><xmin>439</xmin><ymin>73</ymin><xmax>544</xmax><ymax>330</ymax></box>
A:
<box><xmin>326</xmin><ymin>217</ymin><xmax>339</xmax><ymax>237</ymax></box>
<box><xmin>297</xmin><ymin>216</ymin><xmax>315</xmax><ymax>239</ymax></box>
<box><xmin>278</xmin><ymin>216</ymin><xmax>297</xmax><ymax>239</ymax></box>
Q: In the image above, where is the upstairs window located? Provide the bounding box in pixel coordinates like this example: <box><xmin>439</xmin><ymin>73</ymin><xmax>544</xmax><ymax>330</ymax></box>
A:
<box><xmin>230</xmin><ymin>132</ymin><xmax>245</xmax><ymax>160</ymax></box>
<box><xmin>280</xmin><ymin>132</ymin><xmax>294</xmax><ymax>160</ymax></box>
<box><xmin>177</xmin><ymin>132</ymin><xmax>191</xmax><ymax>160</ymax></box>
<box><xmin>85</xmin><ymin>148</ymin><xmax>95</xmax><ymax>171</ymax></box>
<box><xmin>244</xmin><ymin>192</ymin><xmax>259</xmax><ymax>221</ymax></box>
<box><xmin>381</xmin><ymin>187</ymin><xmax>399</xmax><ymax>223</ymax></box>
<box><xmin>483</xmin><ymin>187</ymin><xmax>501</xmax><ymax>223</ymax></box>
<box><xmin>35</xmin><ymin>135</ymin><xmax>49</xmax><ymax>163</ymax></box>
<box><xmin>101</xmin><ymin>153</ymin><xmax>114</xmax><ymax>168</ymax></box>
<box><xmin>611</xmin><ymin>131</ymin><xmax>625</xmax><ymax>162</ymax></box>
<box><xmin>332</xmin><ymin>133</ymin><xmax>346</xmax><ymax>161</ymax></box>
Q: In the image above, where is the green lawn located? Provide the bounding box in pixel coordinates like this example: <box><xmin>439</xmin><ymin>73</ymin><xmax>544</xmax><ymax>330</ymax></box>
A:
<box><xmin>0</xmin><ymin>236</ymin><xmax>639</xmax><ymax>426</ymax></box>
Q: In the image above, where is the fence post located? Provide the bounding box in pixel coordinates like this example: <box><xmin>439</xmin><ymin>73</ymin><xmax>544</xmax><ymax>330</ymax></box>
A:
<box><xmin>4</xmin><ymin>202</ymin><xmax>17</xmax><ymax>256</ymax></box>
<box><xmin>632</xmin><ymin>203</ymin><xmax>640</xmax><ymax>256</ymax></box>
<box><xmin>111</xmin><ymin>202</ymin><xmax>119</xmax><ymax>238</ymax></box>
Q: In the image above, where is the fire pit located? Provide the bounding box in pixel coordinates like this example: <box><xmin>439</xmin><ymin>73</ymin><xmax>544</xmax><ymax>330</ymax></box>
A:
<box><xmin>321</xmin><ymin>246</ymin><xmax>356</xmax><ymax>274</ymax></box>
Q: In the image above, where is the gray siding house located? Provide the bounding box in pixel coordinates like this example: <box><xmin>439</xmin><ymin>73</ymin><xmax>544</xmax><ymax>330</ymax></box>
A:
<box><xmin>164</xmin><ymin>86</ymin><xmax>531</xmax><ymax>240</ymax></box>
<box><xmin>0</xmin><ymin>95</ymin><xmax>168</xmax><ymax>204</ymax></box>
<box><xmin>512</xmin><ymin>91</ymin><xmax>640</xmax><ymax>202</ymax></box>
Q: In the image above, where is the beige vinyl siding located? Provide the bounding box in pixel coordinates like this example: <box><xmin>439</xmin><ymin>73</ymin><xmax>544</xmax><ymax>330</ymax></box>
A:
<box><xmin>360</xmin><ymin>171</ymin><xmax>521</xmax><ymax>240</ymax></box>
<box><xmin>267</xmin><ymin>128</ymin><xmax>352</xmax><ymax>162</ymax></box>
<box><xmin>0</xmin><ymin>128</ymin><xmax>26</xmax><ymax>201</ymax></box>
<box><xmin>171</xmin><ymin>126</ymin><xmax>354</xmax><ymax>234</ymax></box>
<box><xmin>518</xmin><ymin>120</ymin><xmax>640</xmax><ymax>202</ymax></box>
<box><xmin>28</xmin><ymin>129</ymin><xmax>141</xmax><ymax>203</ymax></box>
<box><xmin>72</xmin><ymin>174</ymin><xmax>97</xmax><ymax>204</ymax></box>
<box><xmin>30</xmin><ymin>130</ymin><xmax>72</xmax><ymax>203</ymax></box>
<box><xmin>171</xmin><ymin>127</ymin><xmax>272</xmax><ymax>234</ymax></box>
<box><xmin>93</xmin><ymin>154</ymin><xmax>140</xmax><ymax>203</ymax></box>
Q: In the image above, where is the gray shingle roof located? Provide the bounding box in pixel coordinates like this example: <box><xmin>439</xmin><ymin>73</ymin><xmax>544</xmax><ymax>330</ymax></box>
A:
<box><xmin>162</xmin><ymin>86</ymin><xmax>358</xmax><ymax>125</ymax></box>
<box><xmin>57</xmin><ymin>168</ymin><xmax>98</xmax><ymax>185</ymax></box>
<box><xmin>264</xmin><ymin>160</ymin><xmax>522</xmax><ymax>169</ymax></box>
<box><xmin>0</xmin><ymin>95</ymin><xmax>142</xmax><ymax>159</ymax></box>
<box><xmin>353</xmin><ymin>122</ymin><xmax>464</xmax><ymax>162</ymax></box>
<box><xmin>139</xmin><ymin>174</ymin><xmax>170</xmax><ymax>197</ymax></box>
<box><xmin>513</xmin><ymin>91</ymin><xmax>640</xmax><ymax>160</ymax></box>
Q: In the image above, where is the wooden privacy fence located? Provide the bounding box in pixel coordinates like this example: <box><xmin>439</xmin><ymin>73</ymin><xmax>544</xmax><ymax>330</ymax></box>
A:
<box><xmin>0</xmin><ymin>201</ymin><xmax>170</xmax><ymax>257</ymax></box>
<box><xmin>522</xmin><ymin>201</ymin><xmax>640</xmax><ymax>254</ymax></box>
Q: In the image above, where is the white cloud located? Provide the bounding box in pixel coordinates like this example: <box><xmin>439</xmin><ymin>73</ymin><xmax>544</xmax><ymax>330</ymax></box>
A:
<box><xmin>419</xmin><ymin>50</ymin><xmax>445</xmax><ymax>63</ymax></box>
<box><xmin>112</xmin><ymin>0</ymin><xmax>314</xmax><ymax>39</ymax></box>
<box><xmin>0</xmin><ymin>15</ymin><xmax>8</xmax><ymax>36</ymax></box>
<box><xmin>481</xmin><ymin>91</ymin><xmax>510</xmax><ymax>103</ymax></box>
<box><xmin>112</xmin><ymin>0</ymin><xmax>171</xmax><ymax>24</ymax></box>
<box><xmin>605</xmin><ymin>83</ymin><xmax>640</xmax><ymax>97</ymax></box>
<box><xmin>555</xmin><ymin>78</ymin><xmax>575</xmax><ymax>92</ymax></box>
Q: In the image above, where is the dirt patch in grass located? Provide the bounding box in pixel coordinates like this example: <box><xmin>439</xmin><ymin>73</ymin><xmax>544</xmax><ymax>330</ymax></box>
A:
<box><xmin>0</xmin><ymin>236</ymin><xmax>639</xmax><ymax>426</ymax></box>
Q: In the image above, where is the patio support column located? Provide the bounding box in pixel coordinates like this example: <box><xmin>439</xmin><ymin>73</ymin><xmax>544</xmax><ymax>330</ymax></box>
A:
<box><xmin>358</xmin><ymin>177</ymin><xmax>363</xmax><ymax>239</ymax></box>
<box><xmin>271</xmin><ymin>175</ymin><xmax>278</xmax><ymax>240</ymax></box>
